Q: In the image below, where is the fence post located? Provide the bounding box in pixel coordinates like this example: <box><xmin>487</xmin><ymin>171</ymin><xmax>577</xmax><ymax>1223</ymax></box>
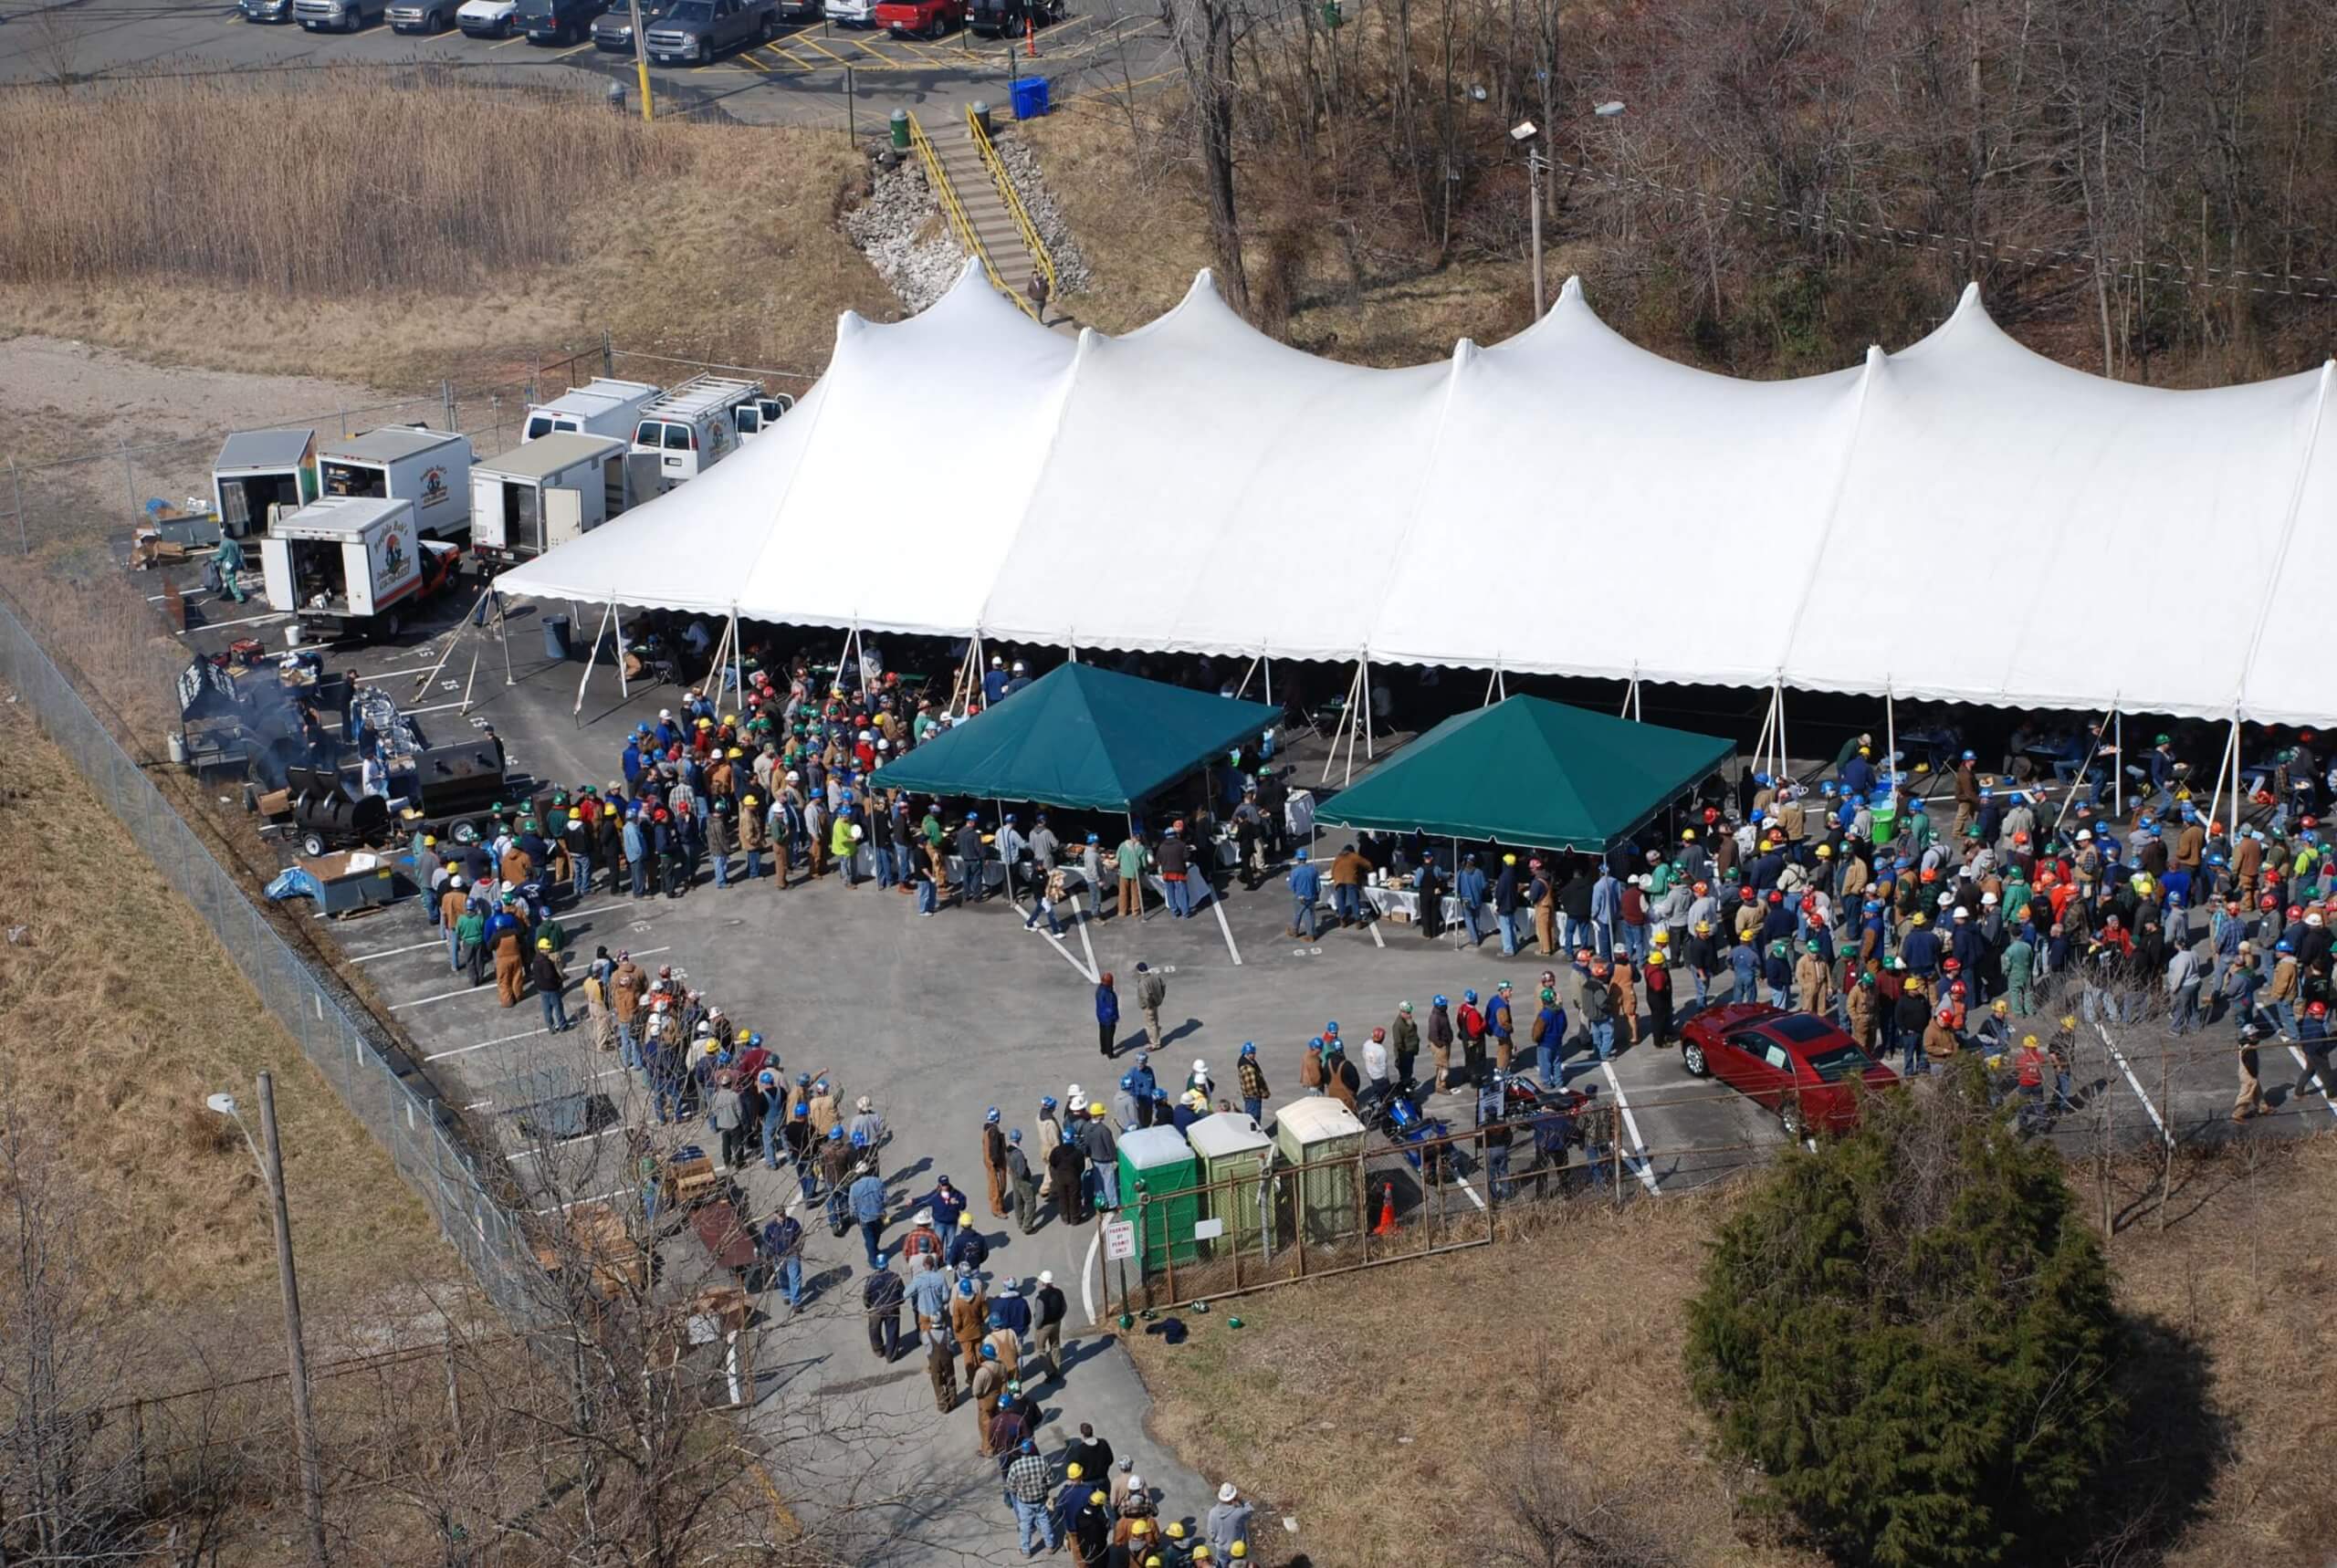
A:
<box><xmin>338</xmin><ymin>409</ymin><xmax>349</xmax><ymax>439</ymax></box>
<box><xmin>441</xmin><ymin>379</ymin><xmax>456</xmax><ymax>434</ymax></box>
<box><xmin>603</xmin><ymin>333</ymin><xmax>615</xmax><ymax>379</ymax></box>
<box><xmin>121</xmin><ymin>438</ymin><xmax>136</xmax><ymax>512</ymax></box>
<box><xmin>10</xmin><ymin>458</ymin><xmax>24</xmax><ymax>555</ymax></box>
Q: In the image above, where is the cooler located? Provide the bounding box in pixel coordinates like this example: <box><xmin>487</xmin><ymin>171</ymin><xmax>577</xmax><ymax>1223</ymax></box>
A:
<box><xmin>1010</xmin><ymin>76</ymin><xmax>1051</xmax><ymax>120</ymax></box>
<box><xmin>1273</xmin><ymin>1096</ymin><xmax>1364</xmax><ymax>1243</ymax></box>
<box><xmin>1116</xmin><ymin>1124</ymin><xmax>1200</xmax><ymax>1270</ymax></box>
<box><xmin>1185</xmin><ymin>1112</ymin><xmax>1273</xmax><ymax>1256</ymax></box>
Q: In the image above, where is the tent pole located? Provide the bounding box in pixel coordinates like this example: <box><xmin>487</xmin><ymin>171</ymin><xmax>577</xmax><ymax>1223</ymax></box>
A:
<box><xmin>1483</xmin><ymin>665</ymin><xmax>1500</xmax><ymax>707</ymax></box>
<box><xmin>1498</xmin><ymin>667</ymin><xmax>1507</xmax><ymax>702</ymax></box>
<box><xmin>413</xmin><ymin>588</ymin><xmax>488</xmax><ymax>695</ymax></box>
<box><xmin>833</xmin><ymin>622</ymin><xmax>856</xmax><ymax>695</ymax></box>
<box><xmin>2206</xmin><ymin>716</ymin><xmax>2239</xmax><ymax>832</ymax></box>
<box><xmin>1772</xmin><ymin>679</ymin><xmax>1788</xmax><ymax>784</ymax></box>
<box><xmin>1263</xmin><ymin>654</ymin><xmax>1273</xmax><ymax>711</ymax></box>
<box><xmin>2050</xmin><ymin>700</ymin><xmax>2117</xmax><ymax>836</ymax></box>
<box><xmin>497</xmin><ymin>591</ymin><xmax>516</xmax><ymax>687</ymax></box>
<box><xmin>1126</xmin><ymin>810</ymin><xmax>1146</xmax><ymax>921</ymax></box>
<box><xmin>1343</xmin><ymin>659</ymin><xmax>1368</xmax><ymax>786</ymax></box>
<box><xmin>2113</xmin><ymin>712</ymin><xmax>2124</xmax><ymax>818</ymax></box>
<box><xmin>572</xmin><ymin>600</ymin><xmax>614</xmax><ymax>723</ymax></box>
<box><xmin>1632</xmin><ymin>681</ymin><xmax>1641</xmax><ymax>722</ymax></box>
<box><xmin>1235</xmin><ymin>653</ymin><xmax>1261</xmax><ymax>701</ymax></box>
<box><xmin>728</xmin><ymin>604</ymin><xmax>743</xmax><ymax>705</ymax></box>
<box><xmin>458</xmin><ymin>647</ymin><xmax>479</xmax><ymax>716</ymax></box>
<box><xmin>1320</xmin><ymin>660</ymin><xmax>1362</xmax><ymax>785</ymax></box>
<box><xmin>612</xmin><ymin>598</ymin><xmax>630</xmax><ymax>699</ymax></box>
<box><xmin>2229</xmin><ymin>715</ymin><xmax>2247</xmax><ymax>831</ymax></box>
<box><xmin>1885</xmin><ymin>681</ymin><xmax>1896</xmax><ymax>792</ymax></box>
<box><xmin>1619</xmin><ymin>669</ymin><xmax>1636</xmax><ymax>719</ymax></box>
<box><xmin>1748</xmin><ymin>687</ymin><xmax>1777</xmax><ymax>787</ymax></box>
<box><xmin>996</xmin><ymin>798</ymin><xmax>1015</xmax><ymax>906</ymax></box>
<box><xmin>702</xmin><ymin>612</ymin><xmax>734</xmax><ymax>706</ymax></box>
<box><xmin>1360</xmin><ymin>655</ymin><xmax>1374</xmax><ymax>761</ymax></box>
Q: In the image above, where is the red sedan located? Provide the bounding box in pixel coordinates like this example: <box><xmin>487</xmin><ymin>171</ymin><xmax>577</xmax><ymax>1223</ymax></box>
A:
<box><xmin>1679</xmin><ymin>1004</ymin><xmax>1899</xmax><ymax>1136</ymax></box>
<box><xmin>875</xmin><ymin>0</ymin><xmax>959</xmax><ymax>35</ymax></box>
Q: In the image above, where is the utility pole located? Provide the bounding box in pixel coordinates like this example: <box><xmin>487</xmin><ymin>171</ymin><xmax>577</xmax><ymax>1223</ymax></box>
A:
<box><xmin>259</xmin><ymin>1072</ymin><xmax>330</xmax><ymax>1566</ymax></box>
<box><xmin>626</xmin><ymin>0</ymin><xmax>655</xmax><ymax>121</ymax></box>
<box><xmin>1527</xmin><ymin>150</ymin><xmax>1546</xmax><ymax>319</ymax></box>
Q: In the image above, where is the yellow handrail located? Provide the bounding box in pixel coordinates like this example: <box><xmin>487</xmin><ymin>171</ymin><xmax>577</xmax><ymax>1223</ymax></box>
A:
<box><xmin>906</xmin><ymin>111</ymin><xmax>1041</xmax><ymax>322</ymax></box>
<box><xmin>965</xmin><ymin>104</ymin><xmax>1057</xmax><ymax>300</ymax></box>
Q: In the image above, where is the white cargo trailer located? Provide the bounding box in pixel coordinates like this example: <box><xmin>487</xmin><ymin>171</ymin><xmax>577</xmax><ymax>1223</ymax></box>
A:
<box><xmin>468</xmin><ymin>432</ymin><xmax>645</xmax><ymax>570</ymax></box>
<box><xmin>210</xmin><ymin>427</ymin><xmax>319</xmax><ymax>538</ymax></box>
<box><xmin>315</xmin><ymin>426</ymin><xmax>473</xmax><ymax>539</ymax></box>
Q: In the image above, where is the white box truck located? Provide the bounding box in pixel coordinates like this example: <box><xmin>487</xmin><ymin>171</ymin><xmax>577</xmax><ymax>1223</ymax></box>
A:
<box><xmin>521</xmin><ymin>377</ymin><xmax>661</xmax><ymax>443</ymax></box>
<box><xmin>315</xmin><ymin>426</ymin><xmax>473</xmax><ymax>540</ymax></box>
<box><xmin>260</xmin><ymin>497</ymin><xmax>461</xmax><ymax>644</ymax></box>
<box><xmin>469</xmin><ymin>432</ymin><xmax>647</xmax><ymax>570</ymax></box>
<box><xmin>629</xmin><ymin>374</ymin><xmax>760</xmax><ymax>492</ymax></box>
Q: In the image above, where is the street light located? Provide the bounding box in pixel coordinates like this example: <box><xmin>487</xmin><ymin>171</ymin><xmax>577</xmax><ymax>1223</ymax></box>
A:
<box><xmin>211</xmin><ymin>1074</ymin><xmax>329</xmax><ymax>1566</ymax></box>
<box><xmin>1514</xmin><ymin>102</ymin><xmax>1626</xmax><ymax>321</ymax></box>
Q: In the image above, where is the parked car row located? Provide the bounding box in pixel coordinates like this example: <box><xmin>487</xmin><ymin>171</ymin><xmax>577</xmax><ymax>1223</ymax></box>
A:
<box><xmin>240</xmin><ymin>0</ymin><xmax>1061</xmax><ymax>47</ymax></box>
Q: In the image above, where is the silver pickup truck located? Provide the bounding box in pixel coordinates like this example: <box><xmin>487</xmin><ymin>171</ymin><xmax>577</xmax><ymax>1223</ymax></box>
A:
<box><xmin>645</xmin><ymin>0</ymin><xmax>776</xmax><ymax>63</ymax></box>
<box><xmin>294</xmin><ymin>0</ymin><xmax>385</xmax><ymax>28</ymax></box>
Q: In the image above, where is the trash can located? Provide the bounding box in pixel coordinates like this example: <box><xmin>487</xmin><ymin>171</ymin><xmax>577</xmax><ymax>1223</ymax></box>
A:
<box><xmin>1117</xmin><ymin>1125</ymin><xmax>1200</xmax><ymax>1270</ymax></box>
<box><xmin>1273</xmin><ymin>1097</ymin><xmax>1365</xmax><ymax>1244</ymax></box>
<box><xmin>889</xmin><ymin>109</ymin><xmax>910</xmax><ymax>151</ymax></box>
<box><xmin>1186</xmin><ymin>1112</ymin><xmax>1273</xmax><ymax>1258</ymax></box>
<box><xmin>541</xmin><ymin>613</ymin><xmax>571</xmax><ymax>662</ymax></box>
<box><xmin>970</xmin><ymin>99</ymin><xmax>993</xmax><ymax>137</ymax></box>
<box><xmin>1010</xmin><ymin>76</ymin><xmax>1050</xmax><ymax>120</ymax></box>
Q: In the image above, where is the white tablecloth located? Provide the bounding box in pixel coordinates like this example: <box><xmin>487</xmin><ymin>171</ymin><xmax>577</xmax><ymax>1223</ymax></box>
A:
<box><xmin>1360</xmin><ymin>884</ymin><xmax>1491</xmax><ymax>926</ymax></box>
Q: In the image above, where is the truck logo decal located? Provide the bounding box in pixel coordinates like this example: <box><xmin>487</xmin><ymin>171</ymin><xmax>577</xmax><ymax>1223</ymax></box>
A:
<box><xmin>419</xmin><ymin>465</ymin><xmax>451</xmax><ymax>508</ymax></box>
<box><xmin>379</xmin><ymin>525</ymin><xmax>410</xmax><ymax>580</ymax></box>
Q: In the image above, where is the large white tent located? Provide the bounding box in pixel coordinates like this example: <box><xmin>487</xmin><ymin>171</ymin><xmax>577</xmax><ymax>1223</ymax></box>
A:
<box><xmin>496</xmin><ymin>261</ymin><xmax>2337</xmax><ymax>726</ymax></box>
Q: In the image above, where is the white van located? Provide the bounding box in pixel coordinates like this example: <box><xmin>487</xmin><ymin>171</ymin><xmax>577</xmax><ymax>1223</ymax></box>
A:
<box><xmin>629</xmin><ymin>374</ymin><xmax>760</xmax><ymax>492</ymax></box>
<box><xmin>522</xmin><ymin>377</ymin><xmax>661</xmax><ymax>443</ymax></box>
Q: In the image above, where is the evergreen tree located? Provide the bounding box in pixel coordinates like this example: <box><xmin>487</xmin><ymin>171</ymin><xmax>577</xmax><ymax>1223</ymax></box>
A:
<box><xmin>1685</xmin><ymin>1061</ymin><xmax>2122</xmax><ymax>1567</ymax></box>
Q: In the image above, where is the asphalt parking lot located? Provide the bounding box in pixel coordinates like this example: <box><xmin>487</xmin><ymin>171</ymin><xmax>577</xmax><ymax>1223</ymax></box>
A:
<box><xmin>137</xmin><ymin>549</ymin><xmax>2337</xmax><ymax>1557</ymax></box>
<box><xmin>0</xmin><ymin>0</ymin><xmax>1174</xmax><ymax>124</ymax></box>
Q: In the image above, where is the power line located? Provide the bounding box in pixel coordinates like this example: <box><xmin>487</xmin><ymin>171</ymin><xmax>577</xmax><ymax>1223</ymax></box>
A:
<box><xmin>1553</xmin><ymin>154</ymin><xmax>2337</xmax><ymax>304</ymax></box>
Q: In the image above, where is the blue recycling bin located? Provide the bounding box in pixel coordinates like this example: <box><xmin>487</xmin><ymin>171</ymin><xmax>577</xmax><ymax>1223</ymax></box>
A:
<box><xmin>1010</xmin><ymin>76</ymin><xmax>1050</xmax><ymax>120</ymax></box>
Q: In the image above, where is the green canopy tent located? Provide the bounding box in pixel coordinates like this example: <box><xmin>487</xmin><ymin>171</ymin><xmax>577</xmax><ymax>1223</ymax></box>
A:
<box><xmin>1314</xmin><ymin>695</ymin><xmax>1734</xmax><ymax>852</ymax></box>
<box><xmin>870</xmin><ymin>662</ymin><xmax>1280</xmax><ymax>810</ymax></box>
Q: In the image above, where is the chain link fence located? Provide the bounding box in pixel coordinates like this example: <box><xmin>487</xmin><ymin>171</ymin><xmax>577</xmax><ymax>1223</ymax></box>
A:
<box><xmin>0</xmin><ymin>592</ymin><xmax>545</xmax><ymax>1322</ymax></box>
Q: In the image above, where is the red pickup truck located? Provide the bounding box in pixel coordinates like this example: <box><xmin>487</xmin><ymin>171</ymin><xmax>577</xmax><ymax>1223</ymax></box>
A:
<box><xmin>874</xmin><ymin>0</ymin><xmax>959</xmax><ymax>35</ymax></box>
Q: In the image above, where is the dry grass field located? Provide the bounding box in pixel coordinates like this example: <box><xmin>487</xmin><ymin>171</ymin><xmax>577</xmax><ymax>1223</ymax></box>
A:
<box><xmin>0</xmin><ymin>73</ymin><xmax>894</xmax><ymax>390</ymax></box>
<box><xmin>1127</xmin><ymin>1140</ymin><xmax>2337</xmax><ymax>1568</ymax></box>
<box><xmin>0</xmin><ymin>691</ymin><xmax>457</xmax><ymax>1343</ymax></box>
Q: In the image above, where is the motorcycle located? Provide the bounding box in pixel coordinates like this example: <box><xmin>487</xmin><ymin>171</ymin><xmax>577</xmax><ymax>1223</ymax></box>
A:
<box><xmin>1371</xmin><ymin>1082</ymin><xmax>1464</xmax><ymax>1181</ymax></box>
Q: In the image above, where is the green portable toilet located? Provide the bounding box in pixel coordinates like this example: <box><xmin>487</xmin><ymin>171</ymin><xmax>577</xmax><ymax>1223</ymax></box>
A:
<box><xmin>1118</xmin><ymin>1125</ymin><xmax>1200</xmax><ymax>1270</ymax></box>
<box><xmin>1273</xmin><ymin>1097</ymin><xmax>1365</xmax><ymax>1243</ymax></box>
<box><xmin>1186</xmin><ymin>1111</ymin><xmax>1273</xmax><ymax>1257</ymax></box>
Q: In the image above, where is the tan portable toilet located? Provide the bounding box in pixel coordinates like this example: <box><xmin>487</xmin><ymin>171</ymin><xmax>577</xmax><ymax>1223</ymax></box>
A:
<box><xmin>1272</xmin><ymin>1097</ymin><xmax>1365</xmax><ymax>1243</ymax></box>
<box><xmin>1186</xmin><ymin>1112</ymin><xmax>1273</xmax><ymax>1257</ymax></box>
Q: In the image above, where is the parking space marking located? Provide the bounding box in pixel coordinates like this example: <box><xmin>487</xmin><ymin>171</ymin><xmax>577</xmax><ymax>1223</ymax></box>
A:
<box><xmin>425</xmin><ymin>1025</ymin><xmax>551</xmax><ymax>1061</ymax></box>
<box><xmin>2285</xmin><ymin>1046</ymin><xmax>2337</xmax><ymax>1119</ymax></box>
<box><xmin>351</xmin><ymin>900</ymin><xmax>641</xmax><ymax>962</ymax></box>
<box><xmin>489</xmin><ymin>31</ymin><xmax>528</xmax><ymax>46</ymax></box>
<box><xmin>549</xmin><ymin>39</ymin><xmax>592</xmax><ymax>56</ymax></box>
<box><xmin>791</xmin><ymin>32</ymin><xmax>857</xmax><ymax>64</ymax></box>
<box><xmin>737</xmin><ymin>48</ymin><xmax>772</xmax><ymax>69</ymax></box>
<box><xmin>390</xmin><ymin>945</ymin><xmax>665</xmax><ymax>1009</ymax></box>
<box><xmin>535</xmin><ymin>1187</ymin><xmax>632</xmax><ymax>1216</ymax></box>
<box><xmin>757</xmin><ymin>41</ymin><xmax>816</xmax><ymax>68</ymax></box>
<box><xmin>183</xmin><ymin>610</ymin><xmax>289</xmax><ymax>632</ymax></box>
<box><xmin>468</xmin><ymin>1065</ymin><xmax>624</xmax><ymax>1106</ymax></box>
<box><xmin>1447</xmin><ymin>1170</ymin><xmax>1488</xmax><ymax>1212</ymax></box>
<box><xmin>1599</xmin><ymin>1061</ymin><xmax>1663</xmax><ymax>1194</ymax></box>
<box><xmin>2091</xmin><ymin>1022</ymin><xmax>2175</xmax><ymax>1146</ymax></box>
<box><xmin>506</xmin><ymin>1124</ymin><xmax>625</xmax><ymax>1162</ymax></box>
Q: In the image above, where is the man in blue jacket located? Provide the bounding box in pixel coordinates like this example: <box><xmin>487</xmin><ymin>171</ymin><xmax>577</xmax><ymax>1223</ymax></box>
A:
<box><xmin>1454</xmin><ymin>854</ymin><xmax>1489</xmax><ymax>946</ymax></box>
<box><xmin>848</xmin><ymin>1171</ymin><xmax>889</xmax><ymax>1270</ymax></box>
<box><xmin>1287</xmin><ymin>850</ymin><xmax>1322</xmax><ymax>940</ymax></box>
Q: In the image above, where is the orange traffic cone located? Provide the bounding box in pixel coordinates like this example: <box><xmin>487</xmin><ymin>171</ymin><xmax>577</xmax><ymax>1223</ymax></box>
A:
<box><xmin>1371</xmin><ymin>1180</ymin><xmax>1398</xmax><ymax>1236</ymax></box>
<box><xmin>1025</xmin><ymin>13</ymin><xmax>1036</xmax><ymax>55</ymax></box>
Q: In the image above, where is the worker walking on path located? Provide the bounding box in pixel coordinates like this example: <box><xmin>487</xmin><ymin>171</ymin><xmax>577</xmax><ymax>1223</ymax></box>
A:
<box><xmin>1136</xmin><ymin>962</ymin><xmax>1168</xmax><ymax>1047</ymax></box>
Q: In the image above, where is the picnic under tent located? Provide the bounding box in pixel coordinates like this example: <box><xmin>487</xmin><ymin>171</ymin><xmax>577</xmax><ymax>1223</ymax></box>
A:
<box><xmin>493</xmin><ymin>259</ymin><xmax>2337</xmax><ymax>731</ymax></box>
<box><xmin>1314</xmin><ymin>695</ymin><xmax>1734</xmax><ymax>852</ymax></box>
<box><xmin>867</xmin><ymin>661</ymin><xmax>1280</xmax><ymax>811</ymax></box>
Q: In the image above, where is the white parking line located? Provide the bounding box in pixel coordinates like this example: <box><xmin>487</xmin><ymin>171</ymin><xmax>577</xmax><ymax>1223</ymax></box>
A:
<box><xmin>1599</xmin><ymin>1061</ymin><xmax>1663</xmax><ymax>1194</ymax></box>
<box><xmin>351</xmin><ymin>901</ymin><xmax>641</xmax><ymax>961</ymax></box>
<box><xmin>506</xmin><ymin>1125</ymin><xmax>626</xmax><ymax>1163</ymax></box>
<box><xmin>403</xmin><ymin>700</ymin><xmax>470</xmax><ymax>716</ymax></box>
<box><xmin>535</xmin><ymin>1186</ymin><xmax>632</xmax><ymax>1215</ymax></box>
<box><xmin>469</xmin><ymin>1066</ymin><xmax>625</xmax><ymax>1105</ymax></box>
<box><xmin>391</xmin><ymin>946</ymin><xmax>665</xmax><ymax>1009</ymax></box>
<box><xmin>1210</xmin><ymin>897</ymin><xmax>1243</xmax><ymax>966</ymax></box>
<box><xmin>1446</xmin><ymin>1169</ymin><xmax>1488</xmax><ymax>1212</ymax></box>
<box><xmin>2091</xmin><ymin>1022</ymin><xmax>2175</xmax><ymax>1146</ymax></box>
<box><xmin>425</xmin><ymin>1026</ymin><xmax>550</xmax><ymax>1061</ymax></box>
<box><xmin>182</xmin><ymin>610</ymin><xmax>289</xmax><ymax>632</ymax></box>
<box><xmin>2285</xmin><ymin>1046</ymin><xmax>2337</xmax><ymax>1119</ymax></box>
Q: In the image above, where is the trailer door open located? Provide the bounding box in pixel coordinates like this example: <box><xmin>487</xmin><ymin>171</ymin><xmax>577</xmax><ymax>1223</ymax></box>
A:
<box><xmin>470</xmin><ymin>473</ymin><xmax>507</xmax><ymax>553</ymax></box>
<box><xmin>260</xmin><ymin>537</ymin><xmax>294</xmax><ymax>611</ymax></box>
<box><xmin>544</xmin><ymin>486</ymin><xmax>585</xmax><ymax>550</ymax></box>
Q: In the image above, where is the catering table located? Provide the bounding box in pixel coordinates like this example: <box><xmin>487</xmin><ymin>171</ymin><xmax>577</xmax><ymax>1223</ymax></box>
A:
<box><xmin>1360</xmin><ymin>883</ymin><xmax>1491</xmax><ymax>929</ymax></box>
